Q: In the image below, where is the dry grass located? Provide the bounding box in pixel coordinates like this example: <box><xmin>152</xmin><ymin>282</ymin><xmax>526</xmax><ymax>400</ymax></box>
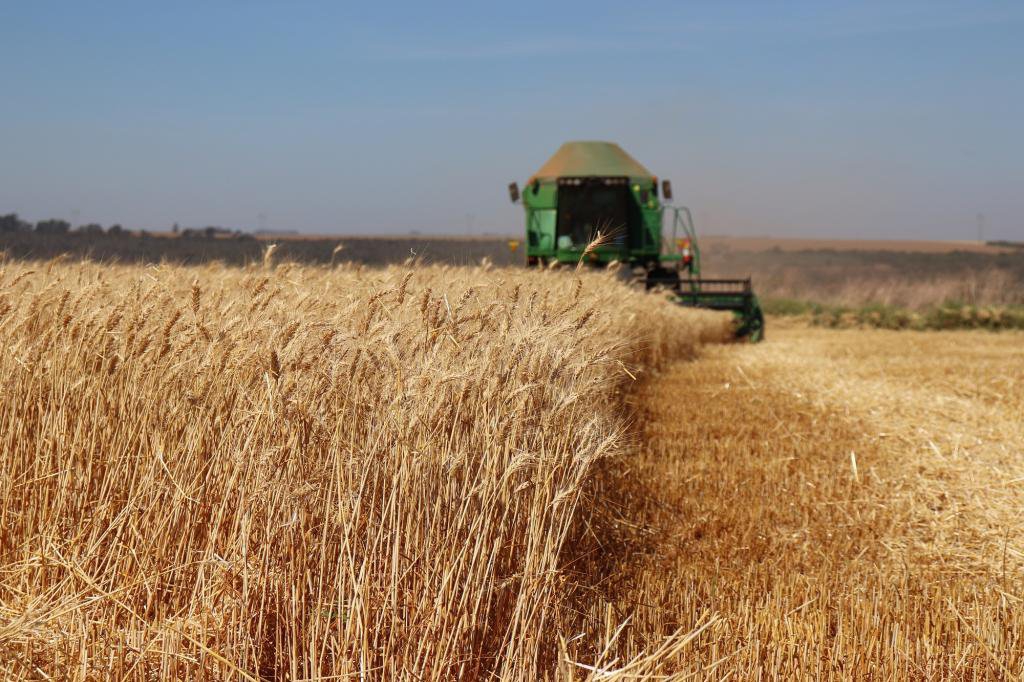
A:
<box><xmin>702</xmin><ymin>243</ymin><xmax>1024</xmax><ymax>310</ymax></box>
<box><xmin>761</xmin><ymin>268</ymin><xmax>1024</xmax><ymax>310</ymax></box>
<box><xmin>0</xmin><ymin>257</ymin><xmax>730</xmax><ymax>680</ymax></box>
<box><xmin>586</xmin><ymin>326</ymin><xmax>1024</xmax><ymax>678</ymax></box>
<box><xmin>702</xmin><ymin>236</ymin><xmax>1017</xmax><ymax>254</ymax></box>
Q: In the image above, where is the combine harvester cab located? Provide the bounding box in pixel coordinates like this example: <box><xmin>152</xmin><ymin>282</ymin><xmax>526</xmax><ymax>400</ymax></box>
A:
<box><xmin>509</xmin><ymin>141</ymin><xmax>764</xmax><ymax>341</ymax></box>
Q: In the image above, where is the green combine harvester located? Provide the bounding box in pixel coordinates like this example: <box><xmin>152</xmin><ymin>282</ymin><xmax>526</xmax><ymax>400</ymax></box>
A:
<box><xmin>508</xmin><ymin>141</ymin><xmax>764</xmax><ymax>341</ymax></box>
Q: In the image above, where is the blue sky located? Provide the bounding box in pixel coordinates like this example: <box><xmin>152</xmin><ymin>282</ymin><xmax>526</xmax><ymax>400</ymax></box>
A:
<box><xmin>2</xmin><ymin>1</ymin><xmax>1022</xmax><ymax>239</ymax></box>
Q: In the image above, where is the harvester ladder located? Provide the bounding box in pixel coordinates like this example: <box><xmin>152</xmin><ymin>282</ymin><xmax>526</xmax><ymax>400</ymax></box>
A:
<box><xmin>664</xmin><ymin>205</ymin><xmax>703</xmax><ymax>276</ymax></box>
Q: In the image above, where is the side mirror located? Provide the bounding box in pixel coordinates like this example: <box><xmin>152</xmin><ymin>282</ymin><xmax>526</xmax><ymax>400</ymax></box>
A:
<box><xmin>508</xmin><ymin>182</ymin><xmax>520</xmax><ymax>203</ymax></box>
<box><xmin>661</xmin><ymin>180</ymin><xmax>673</xmax><ymax>201</ymax></box>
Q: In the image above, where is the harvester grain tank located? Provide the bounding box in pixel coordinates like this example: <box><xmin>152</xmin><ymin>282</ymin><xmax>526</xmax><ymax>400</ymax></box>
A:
<box><xmin>509</xmin><ymin>141</ymin><xmax>764</xmax><ymax>340</ymax></box>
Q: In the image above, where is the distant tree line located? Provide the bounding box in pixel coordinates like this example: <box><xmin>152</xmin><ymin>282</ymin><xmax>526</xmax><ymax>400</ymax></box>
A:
<box><xmin>1</xmin><ymin>213</ymin><xmax>252</xmax><ymax>240</ymax></box>
<box><xmin>987</xmin><ymin>239</ymin><xmax>1024</xmax><ymax>250</ymax></box>
<box><xmin>178</xmin><ymin>226</ymin><xmax>253</xmax><ymax>240</ymax></box>
<box><xmin>1</xmin><ymin>213</ymin><xmax>125</xmax><ymax>235</ymax></box>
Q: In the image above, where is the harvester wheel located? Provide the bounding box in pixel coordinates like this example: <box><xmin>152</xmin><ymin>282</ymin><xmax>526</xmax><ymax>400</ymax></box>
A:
<box><xmin>644</xmin><ymin>267</ymin><xmax>680</xmax><ymax>291</ymax></box>
<box><xmin>737</xmin><ymin>307</ymin><xmax>765</xmax><ymax>342</ymax></box>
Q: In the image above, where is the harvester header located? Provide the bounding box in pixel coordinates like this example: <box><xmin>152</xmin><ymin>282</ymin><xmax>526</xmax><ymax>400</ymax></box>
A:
<box><xmin>509</xmin><ymin>141</ymin><xmax>764</xmax><ymax>341</ymax></box>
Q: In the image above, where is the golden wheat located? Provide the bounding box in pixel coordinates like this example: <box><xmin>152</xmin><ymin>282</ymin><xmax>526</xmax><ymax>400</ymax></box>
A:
<box><xmin>0</xmin><ymin>258</ymin><xmax>729</xmax><ymax>680</ymax></box>
<box><xmin>4</xmin><ymin>254</ymin><xmax>1015</xmax><ymax>680</ymax></box>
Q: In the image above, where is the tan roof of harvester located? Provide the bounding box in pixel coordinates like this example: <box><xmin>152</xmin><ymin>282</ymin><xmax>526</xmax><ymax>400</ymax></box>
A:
<box><xmin>528</xmin><ymin>141</ymin><xmax>654</xmax><ymax>182</ymax></box>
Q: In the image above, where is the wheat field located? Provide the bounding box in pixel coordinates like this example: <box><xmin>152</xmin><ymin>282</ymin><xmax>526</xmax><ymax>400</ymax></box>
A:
<box><xmin>1</xmin><ymin>256</ymin><xmax>1021</xmax><ymax>680</ymax></box>
<box><xmin>0</xmin><ymin>257</ymin><xmax>729</xmax><ymax>680</ymax></box>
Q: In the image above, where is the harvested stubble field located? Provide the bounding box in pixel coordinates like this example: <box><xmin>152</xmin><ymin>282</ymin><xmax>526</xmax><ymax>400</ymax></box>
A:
<box><xmin>600</xmin><ymin>322</ymin><xmax>1024</xmax><ymax>678</ymax></box>
<box><xmin>1</xmin><ymin>255</ymin><xmax>1022</xmax><ymax>680</ymax></box>
<box><xmin>0</xmin><ymin>231</ymin><xmax>522</xmax><ymax>268</ymax></box>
